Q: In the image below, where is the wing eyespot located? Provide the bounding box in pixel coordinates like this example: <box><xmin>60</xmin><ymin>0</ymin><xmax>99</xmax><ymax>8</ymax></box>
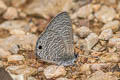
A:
<box><xmin>38</xmin><ymin>45</ymin><xmax>42</xmax><ymax>49</ymax></box>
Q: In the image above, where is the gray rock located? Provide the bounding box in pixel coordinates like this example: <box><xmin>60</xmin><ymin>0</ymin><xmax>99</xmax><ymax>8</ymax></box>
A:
<box><xmin>44</xmin><ymin>65</ymin><xmax>66</xmax><ymax>79</ymax></box>
<box><xmin>0</xmin><ymin>61</ymin><xmax>3</xmax><ymax>67</ymax></box>
<box><xmin>71</xmin><ymin>4</ymin><xmax>93</xmax><ymax>19</ymax></box>
<box><xmin>0</xmin><ymin>20</ymin><xmax>30</xmax><ymax>34</ymax></box>
<box><xmin>101</xmin><ymin>20</ymin><xmax>120</xmax><ymax>32</ymax></box>
<box><xmin>7</xmin><ymin>55</ymin><xmax>25</xmax><ymax>62</ymax></box>
<box><xmin>10</xmin><ymin>74</ymin><xmax>26</xmax><ymax>80</ymax></box>
<box><xmin>9</xmin><ymin>44</ymin><xmax>20</xmax><ymax>54</ymax></box>
<box><xmin>0</xmin><ymin>48</ymin><xmax>11</xmax><ymax>58</ymax></box>
<box><xmin>11</xmin><ymin>0</ymin><xmax>26</xmax><ymax>7</ymax></box>
<box><xmin>99</xmin><ymin>29</ymin><xmax>113</xmax><ymax>40</ymax></box>
<box><xmin>7</xmin><ymin>65</ymin><xmax>37</xmax><ymax>77</ymax></box>
<box><xmin>108</xmin><ymin>38</ymin><xmax>120</xmax><ymax>46</ymax></box>
<box><xmin>0</xmin><ymin>34</ymin><xmax>37</xmax><ymax>52</ymax></box>
<box><xmin>3</xmin><ymin>7</ymin><xmax>18</xmax><ymax>20</ymax></box>
<box><xmin>87</xmin><ymin>70</ymin><xmax>118</xmax><ymax>80</ymax></box>
<box><xmin>85</xmin><ymin>33</ymin><xmax>99</xmax><ymax>50</ymax></box>
<box><xmin>27</xmin><ymin>76</ymin><xmax>36</xmax><ymax>80</ymax></box>
<box><xmin>0</xmin><ymin>1</ymin><xmax>7</xmax><ymax>14</ymax></box>
<box><xmin>24</xmin><ymin>0</ymin><xmax>73</xmax><ymax>19</ymax></box>
<box><xmin>56</xmin><ymin>77</ymin><xmax>71</xmax><ymax>80</ymax></box>
<box><xmin>100</xmin><ymin>53</ymin><xmax>120</xmax><ymax>63</ymax></box>
<box><xmin>95</xmin><ymin>5</ymin><xmax>116</xmax><ymax>23</ymax></box>
<box><xmin>75</xmin><ymin>26</ymin><xmax>92</xmax><ymax>38</ymax></box>
<box><xmin>76</xmin><ymin>39</ymin><xmax>87</xmax><ymax>50</ymax></box>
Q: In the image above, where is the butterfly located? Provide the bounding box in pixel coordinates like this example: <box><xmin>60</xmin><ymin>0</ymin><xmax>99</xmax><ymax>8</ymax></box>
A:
<box><xmin>35</xmin><ymin>12</ymin><xmax>77</xmax><ymax>66</ymax></box>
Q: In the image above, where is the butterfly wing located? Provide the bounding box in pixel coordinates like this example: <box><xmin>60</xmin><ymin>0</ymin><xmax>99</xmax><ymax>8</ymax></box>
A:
<box><xmin>46</xmin><ymin>12</ymin><xmax>74</xmax><ymax>56</ymax></box>
<box><xmin>36</xmin><ymin>12</ymin><xmax>76</xmax><ymax>66</ymax></box>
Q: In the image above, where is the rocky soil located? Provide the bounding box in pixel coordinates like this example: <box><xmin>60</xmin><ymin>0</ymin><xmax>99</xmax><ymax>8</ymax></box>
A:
<box><xmin>0</xmin><ymin>0</ymin><xmax>120</xmax><ymax>80</ymax></box>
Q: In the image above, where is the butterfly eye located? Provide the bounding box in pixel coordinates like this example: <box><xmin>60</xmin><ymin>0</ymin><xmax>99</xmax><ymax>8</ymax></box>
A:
<box><xmin>38</xmin><ymin>45</ymin><xmax>42</xmax><ymax>49</ymax></box>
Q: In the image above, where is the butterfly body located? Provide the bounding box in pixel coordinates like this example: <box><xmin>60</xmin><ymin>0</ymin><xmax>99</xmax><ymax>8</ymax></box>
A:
<box><xmin>35</xmin><ymin>12</ymin><xmax>77</xmax><ymax>66</ymax></box>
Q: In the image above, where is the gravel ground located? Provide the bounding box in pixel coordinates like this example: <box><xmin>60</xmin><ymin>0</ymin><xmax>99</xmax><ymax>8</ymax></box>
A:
<box><xmin>0</xmin><ymin>0</ymin><xmax>120</xmax><ymax>80</ymax></box>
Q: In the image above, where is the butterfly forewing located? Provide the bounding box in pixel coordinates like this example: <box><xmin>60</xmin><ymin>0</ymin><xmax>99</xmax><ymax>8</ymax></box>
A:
<box><xmin>36</xmin><ymin>12</ymin><xmax>76</xmax><ymax>66</ymax></box>
<box><xmin>46</xmin><ymin>12</ymin><xmax>74</xmax><ymax>56</ymax></box>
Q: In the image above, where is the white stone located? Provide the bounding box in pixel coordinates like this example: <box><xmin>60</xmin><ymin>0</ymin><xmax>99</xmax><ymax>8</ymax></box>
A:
<box><xmin>101</xmin><ymin>20</ymin><xmax>120</xmax><ymax>32</ymax></box>
<box><xmin>80</xmin><ymin>64</ymin><xmax>90</xmax><ymax>72</ymax></box>
<box><xmin>117</xmin><ymin>1</ymin><xmax>120</xmax><ymax>13</ymax></box>
<box><xmin>71</xmin><ymin>4</ymin><xmax>93</xmax><ymax>19</ymax></box>
<box><xmin>91</xmin><ymin>63</ymin><xmax>110</xmax><ymax>71</ymax></box>
<box><xmin>100</xmin><ymin>53</ymin><xmax>120</xmax><ymax>63</ymax></box>
<box><xmin>99</xmin><ymin>29</ymin><xmax>113</xmax><ymax>40</ymax></box>
<box><xmin>87</xmin><ymin>70</ymin><xmax>118</xmax><ymax>80</ymax></box>
<box><xmin>10</xmin><ymin>29</ymin><xmax>25</xmax><ymax>35</ymax></box>
<box><xmin>56</xmin><ymin>77</ymin><xmax>71</xmax><ymax>80</ymax></box>
<box><xmin>0</xmin><ymin>34</ymin><xmax>37</xmax><ymax>52</ymax></box>
<box><xmin>0</xmin><ymin>61</ymin><xmax>3</xmax><ymax>67</ymax></box>
<box><xmin>44</xmin><ymin>65</ymin><xmax>66</xmax><ymax>79</ymax></box>
<box><xmin>7</xmin><ymin>55</ymin><xmax>25</xmax><ymax>62</ymax></box>
<box><xmin>11</xmin><ymin>0</ymin><xmax>26</xmax><ymax>7</ymax></box>
<box><xmin>0</xmin><ymin>0</ymin><xmax>7</xmax><ymax>14</ymax></box>
<box><xmin>95</xmin><ymin>5</ymin><xmax>116</xmax><ymax>23</ymax></box>
<box><xmin>10</xmin><ymin>74</ymin><xmax>25</xmax><ymax>80</ymax></box>
<box><xmin>3</xmin><ymin>7</ymin><xmax>18</xmax><ymax>20</ymax></box>
<box><xmin>75</xmin><ymin>26</ymin><xmax>92</xmax><ymax>38</ymax></box>
<box><xmin>28</xmin><ymin>76</ymin><xmax>36</xmax><ymax>80</ymax></box>
<box><xmin>85</xmin><ymin>33</ymin><xmax>99</xmax><ymax>50</ymax></box>
<box><xmin>0</xmin><ymin>48</ymin><xmax>11</xmax><ymax>58</ymax></box>
<box><xmin>24</xmin><ymin>0</ymin><xmax>73</xmax><ymax>19</ymax></box>
<box><xmin>73</xmin><ymin>34</ymin><xmax>79</xmax><ymax>43</ymax></box>
<box><xmin>108</xmin><ymin>38</ymin><xmax>120</xmax><ymax>46</ymax></box>
<box><xmin>7</xmin><ymin>65</ymin><xmax>37</xmax><ymax>76</ymax></box>
<box><xmin>9</xmin><ymin>44</ymin><xmax>20</xmax><ymax>54</ymax></box>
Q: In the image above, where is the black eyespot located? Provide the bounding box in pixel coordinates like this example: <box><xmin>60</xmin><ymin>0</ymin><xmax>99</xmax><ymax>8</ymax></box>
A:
<box><xmin>38</xmin><ymin>45</ymin><xmax>42</xmax><ymax>49</ymax></box>
<box><xmin>74</xmin><ymin>53</ymin><xmax>78</xmax><ymax>58</ymax></box>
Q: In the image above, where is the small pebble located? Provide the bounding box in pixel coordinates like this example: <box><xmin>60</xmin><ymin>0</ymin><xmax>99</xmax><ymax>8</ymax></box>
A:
<box><xmin>75</xmin><ymin>26</ymin><xmax>91</xmax><ymax>38</ymax></box>
<box><xmin>7</xmin><ymin>65</ymin><xmax>37</xmax><ymax>76</ymax></box>
<box><xmin>10</xmin><ymin>29</ymin><xmax>25</xmax><ymax>35</ymax></box>
<box><xmin>71</xmin><ymin>4</ymin><xmax>93</xmax><ymax>19</ymax></box>
<box><xmin>0</xmin><ymin>0</ymin><xmax>7</xmax><ymax>14</ymax></box>
<box><xmin>99</xmin><ymin>29</ymin><xmax>113</xmax><ymax>40</ymax></box>
<box><xmin>56</xmin><ymin>77</ymin><xmax>72</xmax><ymax>80</ymax></box>
<box><xmin>95</xmin><ymin>5</ymin><xmax>116</xmax><ymax>23</ymax></box>
<box><xmin>44</xmin><ymin>65</ymin><xmax>66</xmax><ymax>79</ymax></box>
<box><xmin>27</xmin><ymin>76</ymin><xmax>36</xmax><ymax>80</ymax></box>
<box><xmin>101</xmin><ymin>20</ymin><xmax>120</xmax><ymax>32</ymax></box>
<box><xmin>7</xmin><ymin>55</ymin><xmax>25</xmax><ymax>62</ymax></box>
<box><xmin>0</xmin><ymin>61</ymin><xmax>3</xmax><ymax>67</ymax></box>
<box><xmin>10</xmin><ymin>74</ymin><xmax>26</xmax><ymax>80</ymax></box>
<box><xmin>9</xmin><ymin>44</ymin><xmax>20</xmax><ymax>54</ymax></box>
<box><xmin>108</xmin><ymin>38</ymin><xmax>120</xmax><ymax>46</ymax></box>
<box><xmin>3</xmin><ymin>7</ymin><xmax>18</xmax><ymax>20</ymax></box>
<box><xmin>87</xmin><ymin>70</ymin><xmax>118</xmax><ymax>80</ymax></box>
<box><xmin>76</xmin><ymin>39</ymin><xmax>87</xmax><ymax>50</ymax></box>
<box><xmin>115</xmin><ymin>42</ymin><xmax>120</xmax><ymax>51</ymax></box>
<box><xmin>85</xmin><ymin>33</ymin><xmax>99</xmax><ymax>50</ymax></box>
<box><xmin>11</xmin><ymin>0</ymin><xmax>26</xmax><ymax>7</ymax></box>
<box><xmin>100</xmin><ymin>53</ymin><xmax>120</xmax><ymax>63</ymax></box>
<box><xmin>73</xmin><ymin>34</ymin><xmax>79</xmax><ymax>43</ymax></box>
<box><xmin>91</xmin><ymin>63</ymin><xmax>110</xmax><ymax>71</ymax></box>
<box><xmin>80</xmin><ymin>64</ymin><xmax>90</xmax><ymax>72</ymax></box>
<box><xmin>0</xmin><ymin>48</ymin><xmax>11</xmax><ymax>58</ymax></box>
